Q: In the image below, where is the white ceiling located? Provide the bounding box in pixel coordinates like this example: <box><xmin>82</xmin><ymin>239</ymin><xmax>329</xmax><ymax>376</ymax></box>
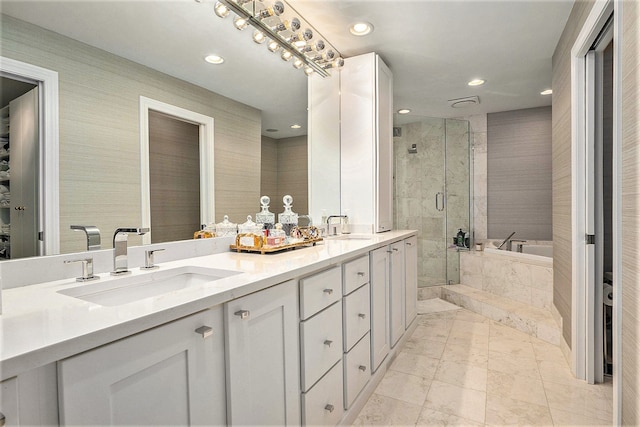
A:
<box><xmin>1</xmin><ymin>0</ymin><xmax>574</xmax><ymax>137</ymax></box>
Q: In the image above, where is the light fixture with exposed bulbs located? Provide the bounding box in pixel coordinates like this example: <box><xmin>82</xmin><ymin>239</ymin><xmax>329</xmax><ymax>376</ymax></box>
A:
<box><xmin>209</xmin><ymin>0</ymin><xmax>343</xmax><ymax>77</ymax></box>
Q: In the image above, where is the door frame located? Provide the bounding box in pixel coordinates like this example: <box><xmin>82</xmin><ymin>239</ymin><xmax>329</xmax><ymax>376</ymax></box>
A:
<box><xmin>139</xmin><ymin>97</ymin><xmax>215</xmax><ymax>245</ymax></box>
<box><xmin>0</xmin><ymin>56</ymin><xmax>60</xmax><ymax>256</ymax></box>
<box><xmin>570</xmin><ymin>0</ymin><xmax>622</xmax><ymax>422</ymax></box>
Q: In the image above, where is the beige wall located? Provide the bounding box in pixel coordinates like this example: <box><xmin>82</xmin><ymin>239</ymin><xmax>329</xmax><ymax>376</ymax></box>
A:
<box><xmin>553</xmin><ymin>0</ymin><xmax>640</xmax><ymax>421</ymax></box>
<box><xmin>551</xmin><ymin>0</ymin><xmax>595</xmax><ymax>346</ymax></box>
<box><xmin>0</xmin><ymin>14</ymin><xmax>262</xmax><ymax>253</ymax></box>
<box><xmin>621</xmin><ymin>0</ymin><xmax>640</xmax><ymax>423</ymax></box>
<box><xmin>260</xmin><ymin>135</ymin><xmax>308</xmax><ymax>217</ymax></box>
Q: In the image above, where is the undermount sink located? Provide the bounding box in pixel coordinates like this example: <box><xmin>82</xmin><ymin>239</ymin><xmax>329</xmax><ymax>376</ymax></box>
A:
<box><xmin>58</xmin><ymin>265</ymin><xmax>241</xmax><ymax>307</ymax></box>
<box><xmin>328</xmin><ymin>235</ymin><xmax>374</xmax><ymax>241</ymax></box>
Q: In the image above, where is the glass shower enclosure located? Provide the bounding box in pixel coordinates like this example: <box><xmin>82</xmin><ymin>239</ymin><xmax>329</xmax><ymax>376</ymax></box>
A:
<box><xmin>393</xmin><ymin>116</ymin><xmax>472</xmax><ymax>287</ymax></box>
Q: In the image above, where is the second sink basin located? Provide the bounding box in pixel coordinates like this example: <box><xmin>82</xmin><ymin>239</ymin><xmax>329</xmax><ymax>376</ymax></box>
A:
<box><xmin>58</xmin><ymin>265</ymin><xmax>241</xmax><ymax>307</ymax></box>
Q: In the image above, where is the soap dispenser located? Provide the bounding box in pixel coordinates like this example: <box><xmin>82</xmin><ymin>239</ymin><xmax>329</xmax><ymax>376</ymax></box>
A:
<box><xmin>456</xmin><ymin>228</ymin><xmax>465</xmax><ymax>247</ymax></box>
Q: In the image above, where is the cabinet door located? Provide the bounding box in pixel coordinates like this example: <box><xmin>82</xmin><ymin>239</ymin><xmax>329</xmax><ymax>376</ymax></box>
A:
<box><xmin>405</xmin><ymin>236</ymin><xmax>418</xmax><ymax>327</ymax></box>
<box><xmin>370</xmin><ymin>247</ymin><xmax>390</xmax><ymax>372</ymax></box>
<box><xmin>58</xmin><ymin>308</ymin><xmax>226</xmax><ymax>426</ymax></box>
<box><xmin>375</xmin><ymin>55</ymin><xmax>394</xmax><ymax>232</ymax></box>
<box><xmin>389</xmin><ymin>241</ymin><xmax>406</xmax><ymax>347</ymax></box>
<box><xmin>0</xmin><ymin>365</ymin><xmax>59</xmax><ymax>427</ymax></box>
<box><xmin>225</xmin><ymin>280</ymin><xmax>300</xmax><ymax>426</ymax></box>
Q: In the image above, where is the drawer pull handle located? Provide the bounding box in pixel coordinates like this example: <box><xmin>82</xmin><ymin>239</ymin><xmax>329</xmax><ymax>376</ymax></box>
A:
<box><xmin>387</xmin><ymin>250</ymin><xmax>393</xmax><ymax>253</ymax></box>
<box><xmin>324</xmin><ymin>404</ymin><xmax>335</xmax><ymax>413</ymax></box>
<box><xmin>358</xmin><ymin>313</ymin><xmax>366</xmax><ymax>319</ymax></box>
<box><xmin>195</xmin><ymin>326</ymin><xmax>213</xmax><ymax>339</ymax></box>
<box><xmin>357</xmin><ymin>271</ymin><xmax>365</xmax><ymax>277</ymax></box>
<box><xmin>234</xmin><ymin>310</ymin><xmax>250</xmax><ymax>320</ymax></box>
<box><xmin>324</xmin><ymin>339</ymin><xmax>333</xmax><ymax>347</ymax></box>
<box><xmin>358</xmin><ymin>365</ymin><xmax>367</xmax><ymax>372</ymax></box>
<box><xmin>406</xmin><ymin>242</ymin><xmax>413</xmax><ymax>246</ymax></box>
<box><xmin>323</xmin><ymin>288</ymin><xmax>334</xmax><ymax>295</ymax></box>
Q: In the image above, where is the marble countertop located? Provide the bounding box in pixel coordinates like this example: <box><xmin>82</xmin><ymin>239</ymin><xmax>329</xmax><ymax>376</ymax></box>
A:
<box><xmin>0</xmin><ymin>230</ymin><xmax>415</xmax><ymax>380</ymax></box>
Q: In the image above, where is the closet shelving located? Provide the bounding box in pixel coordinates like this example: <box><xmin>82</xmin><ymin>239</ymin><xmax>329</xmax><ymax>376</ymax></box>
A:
<box><xmin>0</xmin><ymin>104</ymin><xmax>11</xmax><ymax>259</ymax></box>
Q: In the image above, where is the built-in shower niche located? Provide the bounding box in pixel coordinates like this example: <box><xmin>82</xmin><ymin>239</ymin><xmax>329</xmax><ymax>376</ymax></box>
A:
<box><xmin>393</xmin><ymin>116</ymin><xmax>471</xmax><ymax>287</ymax></box>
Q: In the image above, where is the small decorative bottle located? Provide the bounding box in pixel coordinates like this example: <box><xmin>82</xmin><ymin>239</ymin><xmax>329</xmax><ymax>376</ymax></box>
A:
<box><xmin>215</xmin><ymin>215</ymin><xmax>238</xmax><ymax>237</ymax></box>
<box><xmin>277</xmin><ymin>195</ymin><xmax>298</xmax><ymax>236</ymax></box>
<box><xmin>256</xmin><ymin>195</ymin><xmax>275</xmax><ymax>231</ymax></box>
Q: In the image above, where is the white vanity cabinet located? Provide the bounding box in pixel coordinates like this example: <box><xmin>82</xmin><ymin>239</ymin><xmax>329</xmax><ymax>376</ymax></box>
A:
<box><xmin>370</xmin><ymin>246</ymin><xmax>390</xmax><ymax>372</ymax></box>
<box><xmin>389</xmin><ymin>241</ymin><xmax>406</xmax><ymax>347</ymax></box>
<box><xmin>405</xmin><ymin>236</ymin><xmax>418</xmax><ymax>327</ymax></box>
<box><xmin>57</xmin><ymin>307</ymin><xmax>226</xmax><ymax>426</ymax></box>
<box><xmin>0</xmin><ymin>365</ymin><xmax>58</xmax><ymax>426</ymax></box>
<box><xmin>225</xmin><ymin>280</ymin><xmax>300</xmax><ymax>426</ymax></box>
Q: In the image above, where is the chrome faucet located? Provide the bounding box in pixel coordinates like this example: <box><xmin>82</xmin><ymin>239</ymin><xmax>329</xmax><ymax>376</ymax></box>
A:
<box><xmin>70</xmin><ymin>225</ymin><xmax>101</xmax><ymax>251</ymax></box>
<box><xmin>111</xmin><ymin>227</ymin><xmax>149</xmax><ymax>276</ymax></box>
<box><xmin>326</xmin><ymin>215</ymin><xmax>347</xmax><ymax>236</ymax></box>
<box><xmin>497</xmin><ymin>231</ymin><xmax>516</xmax><ymax>250</ymax></box>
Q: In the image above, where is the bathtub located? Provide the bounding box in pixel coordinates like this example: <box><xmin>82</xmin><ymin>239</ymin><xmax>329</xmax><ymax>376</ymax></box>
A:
<box><xmin>484</xmin><ymin>240</ymin><xmax>553</xmax><ymax>262</ymax></box>
<box><xmin>459</xmin><ymin>240</ymin><xmax>554</xmax><ymax>310</ymax></box>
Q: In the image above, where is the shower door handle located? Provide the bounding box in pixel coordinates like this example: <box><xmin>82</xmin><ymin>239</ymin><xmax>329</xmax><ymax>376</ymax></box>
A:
<box><xmin>435</xmin><ymin>192</ymin><xmax>445</xmax><ymax>211</ymax></box>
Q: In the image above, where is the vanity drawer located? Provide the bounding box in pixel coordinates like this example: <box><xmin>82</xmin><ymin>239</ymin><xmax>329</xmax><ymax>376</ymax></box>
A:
<box><xmin>300</xmin><ymin>301</ymin><xmax>343</xmax><ymax>392</ymax></box>
<box><xmin>302</xmin><ymin>360</ymin><xmax>345</xmax><ymax>426</ymax></box>
<box><xmin>343</xmin><ymin>255</ymin><xmax>370</xmax><ymax>295</ymax></box>
<box><xmin>300</xmin><ymin>266</ymin><xmax>342</xmax><ymax>320</ymax></box>
<box><xmin>343</xmin><ymin>283</ymin><xmax>371</xmax><ymax>351</ymax></box>
<box><xmin>344</xmin><ymin>332</ymin><xmax>371</xmax><ymax>409</ymax></box>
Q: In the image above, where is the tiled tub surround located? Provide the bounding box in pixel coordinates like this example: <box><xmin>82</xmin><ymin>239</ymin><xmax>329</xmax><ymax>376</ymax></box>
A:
<box><xmin>436</xmin><ymin>248</ymin><xmax>561</xmax><ymax>346</ymax></box>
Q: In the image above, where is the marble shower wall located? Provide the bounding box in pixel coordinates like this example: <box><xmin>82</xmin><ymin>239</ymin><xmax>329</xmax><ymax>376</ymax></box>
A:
<box><xmin>394</xmin><ymin>117</ymin><xmax>470</xmax><ymax>287</ymax></box>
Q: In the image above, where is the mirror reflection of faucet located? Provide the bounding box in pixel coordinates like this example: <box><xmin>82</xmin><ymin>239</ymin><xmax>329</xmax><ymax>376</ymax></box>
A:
<box><xmin>70</xmin><ymin>225</ymin><xmax>101</xmax><ymax>251</ymax></box>
<box><xmin>111</xmin><ymin>227</ymin><xmax>150</xmax><ymax>276</ymax></box>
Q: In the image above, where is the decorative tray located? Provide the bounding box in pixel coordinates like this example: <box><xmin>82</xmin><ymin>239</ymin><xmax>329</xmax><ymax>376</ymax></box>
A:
<box><xmin>230</xmin><ymin>232</ymin><xmax>323</xmax><ymax>255</ymax></box>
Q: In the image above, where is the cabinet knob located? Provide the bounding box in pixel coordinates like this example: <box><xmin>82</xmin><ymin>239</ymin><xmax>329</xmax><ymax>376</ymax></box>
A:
<box><xmin>323</xmin><ymin>288</ymin><xmax>334</xmax><ymax>295</ymax></box>
<box><xmin>386</xmin><ymin>250</ymin><xmax>393</xmax><ymax>253</ymax></box>
<box><xmin>324</xmin><ymin>339</ymin><xmax>333</xmax><ymax>347</ymax></box>
<box><xmin>406</xmin><ymin>242</ymin><xmax>413</xmax><ymax>246</ymax></box>
<box><xmin>358</xmin><ymin>365</ymin><xmax>367</xmax><ymax>372</ymax></box>
<box><xmin>234</xmin><ymin>310</ymin><xmax>250</xmax><ymax>320</ymax></box>
<box><xmin>195</xmin><ymin>325</ymin><xmax>213</xmax><ymax>339</ymax></box>
<box><xmin>324</xmin><ymin>404</ymin><xmax>335</xmax><ymax>413</ymax></box>
<box><xmin>357</xmin><ymin>271</ymin><xmax>365</xmax><ymax>277</ymax></box>
<box><xmin>358</xmin><ymin>313</ymin><xmax>366</xmax><ymax>319</ymax></box>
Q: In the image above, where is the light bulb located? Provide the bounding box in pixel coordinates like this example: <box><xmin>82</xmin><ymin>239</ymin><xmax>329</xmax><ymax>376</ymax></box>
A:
<box><xmin>252</xmin><ymin>30</ymin><xmax>266</xmax><ymax>44</ymax></box>
<box><xmin>233</xmin><ymin>16</ymin><xmax>249</xmax><ymax>30</ymax></box>
<box><xmin>256</xmin><ymin>1</ymin><xmax>284</xmax><ymax>19</ymax></box>
<box><xmin>214</xmin><ymin>1</ymin><xmax>229</xmax><ymax>18</ymax></box>
<box><xmin>281</xmin><ymin>50</ymin><xmax>293</xmax><ymax>61</ymax></box>
<box><xmin>301</xmin><ymin>40</ymin><xmax>325</xmax><ymax>54</ymax></box>
<box><xmin>273</xmin><ymin>17</ymin><xmax>300</xmax><ymax>33</ymax></box>
<box><xmin>304</xmin><ymin>66</ymin><xmax>314</xmax><ymax>76</ymax></box>
<box><xmin>267</xmin><ymin>39</ymin><xmax>280</xmax><ymax>52</ymax></box>
<box><xmin>323</xmin><ymin>57</ymin><xmax>344</xmax><ymax>70</ymax></box>
<box><xmin>293</xmin><ymin>58</ymin><xmax>304</xmax><ymax>69</ymax></box>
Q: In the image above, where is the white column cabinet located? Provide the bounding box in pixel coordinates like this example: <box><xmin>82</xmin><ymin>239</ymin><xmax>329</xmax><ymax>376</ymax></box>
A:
<box><xmin>389</xmin><ymin>241</ymin><xmax>406</xmax><ymax>347</ymax></box>
<box><xmin>370</xmin><ymin>246</ymin><xmax>390</xmax><ymax>372</ymax></box>
<box><xmin>225</xmin><ymin>280</ymin><xmax>300</xmax><ymax>426</ymax></box>
<box><xmin>341</xmin><ymin>52</ymin><xmax>393</xmax><ymax>232</ymax></box>
<box><xmin>57</xmin><ymin>307</ymin><xmax>226</xmax><ymax>426</ymax></box>
<box><xmin>405</xmin><ymin>236</ymin><xmax>418</xmax><ymax>327</ymax></box>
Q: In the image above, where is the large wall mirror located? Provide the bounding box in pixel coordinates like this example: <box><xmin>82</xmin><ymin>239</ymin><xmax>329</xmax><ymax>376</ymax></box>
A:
<box><xmin>0</xmin><ymin>1</ymin><xmax>340</xmax><ymax>257</ymax></box>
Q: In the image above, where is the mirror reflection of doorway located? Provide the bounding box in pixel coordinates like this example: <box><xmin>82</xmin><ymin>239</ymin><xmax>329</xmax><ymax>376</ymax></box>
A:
<box><xmin>0</xmin><ymin>76</ymin><xmax>39</xmax><ymax>260</ymax></box>
<box><xmin>148</xmin><ymin>111</ymin><xmax>200</xmax><ymax>244</ymax></box>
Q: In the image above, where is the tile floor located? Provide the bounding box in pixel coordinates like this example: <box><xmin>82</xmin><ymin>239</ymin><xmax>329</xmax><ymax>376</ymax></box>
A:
<box><xmin>353</xmin><ymin>299</ymin><xmax>613</xmax><ymax>426</ymax></box>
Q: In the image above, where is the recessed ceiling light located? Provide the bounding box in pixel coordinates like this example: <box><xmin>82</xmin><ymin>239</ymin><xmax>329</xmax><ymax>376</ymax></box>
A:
<box><xmin>349</xmin><ymin>22</ymin><xmax>374</xmax><ymax>36</ymax></box>
<box><xmin>290</xmin><ymin>124</ymin><xmax>302</xmax><ymax>129</ymax></box>
<box><xmin>398</xmin><ymin>109</ymin><xmax>411</xmax><ymax>114</ymax></box>
<box><xmin>541</xmin><ymin>89</ymin><xmax>553</xmax><ymax>95</ymax></box>
<box><xmin>468</xmin><ymin>79</ymin><xmax>485</xmax><ymax>86</ymax></box>
<box><xmin>204</xmin><ymin>54</ymin><xmax>224</xmax><ymax>64</ymax></box>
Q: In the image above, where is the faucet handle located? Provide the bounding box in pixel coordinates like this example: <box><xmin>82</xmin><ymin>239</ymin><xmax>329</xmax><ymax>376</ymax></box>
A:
<box><xmin>65</xmin><ymin>258</ymin><xmax>99</xmax><ymax>282</ymax></box>
<box><xmin>141</xmin><ymin>248</ymin><xmax>165</xmax><ymax>270</ymax></box>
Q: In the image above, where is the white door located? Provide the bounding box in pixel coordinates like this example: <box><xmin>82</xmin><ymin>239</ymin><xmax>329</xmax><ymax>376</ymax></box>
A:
<box><xmin>370</xmin><ymin>246</ymin><xmax>390</xmax><ymax>371</ymax></box>
<box><xmin>225</xmin><ymin>280</ymin><xmax>300</xmax><ymax>426</ymax></box>
<box><xmin>58</xmin><ymin>308</ymin><xmax>226</xmax><ymax>425</ymax></box>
